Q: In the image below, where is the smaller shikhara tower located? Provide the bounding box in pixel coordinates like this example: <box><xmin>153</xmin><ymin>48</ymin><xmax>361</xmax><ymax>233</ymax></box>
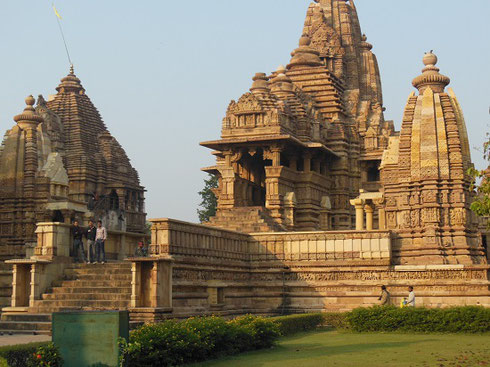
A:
<box><xmin>380</xmin><ymin>53</ymin><xmax>484</xmax><ymax>265</ymax></box>
<box><xmin>0</xmin><ymin>67</ymin><xmax>146</xmax><ymax>259</ymax></box>
<box><xmin>201</xmin><ymin>0</ymin><xmax>395</xmax><ymax>233</ymax></box>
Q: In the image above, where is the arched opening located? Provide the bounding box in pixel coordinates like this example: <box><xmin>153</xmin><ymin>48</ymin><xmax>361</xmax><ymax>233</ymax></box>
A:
<box><xmin>51</xmin><ymin>210</ymin><xmax>64</xmax><ymax>223</ymax></box>
<box><xmin>109</xmin><ymin>190</ymin><xmax>119</xmax><ymax>210</ymax></box>
<box><xmin>367</xmin><ymin>165</ymin><xmax>380</xmax><ymax>182</ymax></box>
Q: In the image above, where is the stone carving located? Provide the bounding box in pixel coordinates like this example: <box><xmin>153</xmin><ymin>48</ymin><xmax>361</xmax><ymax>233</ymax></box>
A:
<box><xmin>450</xmin><ymin>208</ymin><xmax>467</xmax><ymax>226</ymax></box>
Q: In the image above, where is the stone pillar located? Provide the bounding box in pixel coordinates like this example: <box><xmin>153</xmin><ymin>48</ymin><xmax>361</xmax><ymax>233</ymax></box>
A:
<box><xmin>284</xmin><ymin>192</ymin><xmax>296</xmax><ymax>229</ymax></box>
<box><xmin>270</xmin><ymin>147</ymin><xmax>281</xmax><ymax>167</ymax></box>
<box><xmin>303</xmin><ymin>152</ymin><xmax>312</xmax><ymax>173</ymax></box>
<box><xmin>350</xmin><ymin>198</ymin><xmax>365</xmax><ymax>231</ymax></box>
<box><xmin>320</xmin><ymin>196</ymin><xmax>332</xmax><ymax>230</ymax></box>
<box><xmin>129</xmin><ymin>257</ymin><xmax>173</xmax><ymax>311</ymax></box>
<box><xmin>365</xmin><ymin>204</ymin><xmax>374</xmax><ymax>231</ymax></box>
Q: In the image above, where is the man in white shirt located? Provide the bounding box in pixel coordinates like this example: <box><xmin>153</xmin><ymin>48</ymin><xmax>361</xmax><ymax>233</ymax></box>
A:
<box><xmin>95</xmin><ymin>220</ymin><xmax>107</xmax><ymax>264</ymax></box>
<box><xmin>405</xmin><ymin>286</ymin><xmax>415</xmax><ymax>307</ymax></box>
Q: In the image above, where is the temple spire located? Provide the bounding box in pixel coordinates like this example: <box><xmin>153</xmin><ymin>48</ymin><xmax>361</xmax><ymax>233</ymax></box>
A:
<box><xmin>412</xmin><ymin>51</ymin><xmax>450</xmax><ymax>93</ymax></box>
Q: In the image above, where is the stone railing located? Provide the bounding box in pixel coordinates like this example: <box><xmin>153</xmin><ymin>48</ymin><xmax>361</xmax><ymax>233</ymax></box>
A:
<box><xmin>148</xmin><ymin>219</ymin><xmax>392</xmax><ymax>263</ymax></box>
<box><xmin>34</xmin><ymin>222</ymin><xmax>72</xmax><ymax>259</ymax></box>
<box><xmin>33</xmin><ymin>222</ymin><xmax>146</xmax><ymax>261</ymax></box>
<box><xmin>249</xmin><ymin>230</ymin><xmax>392</xmax><ymax>262</ymax></box>
<box><xmin>149</xmin><ymin>219</ymin><xmax>251</xmax><ymax>261</ymax></box>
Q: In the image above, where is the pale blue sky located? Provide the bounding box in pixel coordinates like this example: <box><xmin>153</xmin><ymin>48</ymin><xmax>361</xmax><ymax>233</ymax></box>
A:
<box><xmin>0</xmin><ymin>1</ymin><xmax>489</xmax><ymax>222</ymax></box>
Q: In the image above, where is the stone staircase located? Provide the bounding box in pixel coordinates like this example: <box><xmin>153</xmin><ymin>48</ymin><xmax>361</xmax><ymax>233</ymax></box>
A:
<box><xmin>0</xmin><ymin>261</ymin><xmax>132</xmax><ymax>334</ymax></box>
<box><xmin>205</xmin><ymin>207</ymin><xmax>286</xmax><ymax>233</ymax></box>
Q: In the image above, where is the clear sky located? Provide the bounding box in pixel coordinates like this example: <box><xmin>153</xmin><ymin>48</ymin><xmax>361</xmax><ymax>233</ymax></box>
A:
<box><xmin>0</xmin><ymin>1</ymin><xmax>489</xmax><ymax>222</ymax></box>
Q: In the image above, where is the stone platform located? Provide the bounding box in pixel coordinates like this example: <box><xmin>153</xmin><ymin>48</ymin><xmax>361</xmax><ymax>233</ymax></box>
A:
<box><xmin>0</xmin><ymin>218</ymin><xmax>488</xmax><ymax>334</ymax></box>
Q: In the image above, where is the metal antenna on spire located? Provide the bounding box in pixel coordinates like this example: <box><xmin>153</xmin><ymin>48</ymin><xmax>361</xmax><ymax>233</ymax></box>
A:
<box><xmin>52</xmin><ymin>3</ymin><xmax>73</xmax><ymax>69</ymax></box>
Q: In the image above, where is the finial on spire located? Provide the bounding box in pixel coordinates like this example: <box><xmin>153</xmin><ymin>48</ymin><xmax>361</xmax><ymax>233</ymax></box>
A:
<box><xmin>69</xmin><ymin>64</ymin><xmax>74</xmax><ymax>74</ymax></box>
<box><xmin>412</xmin><ymin>51</ymin><xmax>450</xmax><ymax>93</ymax></box>
<box><xmin>14</xmin><ymin>95</ymin><xmax>43</xmax><ymax>128</ymax></box>
<box><xmin>423</xmin><ymin>51</ymin><xmax>437</xmax><ymax>67</ymax></box>
<box><xmin>250</xmin><ymin>73</ymin><xmax>270</xmax><ymax>94</ymax></box>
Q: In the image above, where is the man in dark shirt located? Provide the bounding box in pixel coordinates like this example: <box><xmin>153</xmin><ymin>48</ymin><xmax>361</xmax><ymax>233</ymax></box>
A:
<box><xmin>72</xmin><ymin>220</ymin><xmax>86</xmax><ymax>263</ymax></box>
<box><xmin>85</xmin><ymin>220</ymin><xmax>97</xmax><ymax>264</ymax></box>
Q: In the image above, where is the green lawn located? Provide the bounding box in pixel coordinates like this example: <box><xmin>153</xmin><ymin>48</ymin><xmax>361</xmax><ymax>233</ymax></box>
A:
<box><xmin>190</xmin><ymin>330</ymin><xmax>490</xmax><ymax>367</ymax></box>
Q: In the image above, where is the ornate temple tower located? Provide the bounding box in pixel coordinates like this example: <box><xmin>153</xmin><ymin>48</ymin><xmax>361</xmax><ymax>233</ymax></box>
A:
<box><xmin>201</xmin><ymin>0</ymin><xmax>395</xmax><ymax>232</ymax></box>
<box><xmin>0</xmin><ymin>68</ymin><xmax>146</xmax><ymax>260</ymax></box>
<box><xmin>43</xmin><ymin>67</ymin><xmax>146</xmax><ymax>233</ymax></box>
<box><xmin>380</xmin><ymin>53</ymin><xmax>485</xmax><ymax>265</ymax></box>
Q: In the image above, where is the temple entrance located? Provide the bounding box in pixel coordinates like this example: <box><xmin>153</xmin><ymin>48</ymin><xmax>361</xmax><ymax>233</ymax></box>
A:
<box><xmin>236</xmin><ymin>149</ymin><xmax>266</xmax><ymax>207</ymax></box>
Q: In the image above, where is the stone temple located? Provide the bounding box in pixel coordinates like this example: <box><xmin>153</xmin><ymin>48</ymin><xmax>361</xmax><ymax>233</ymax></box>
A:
<box><xmin>0</xmin><ymin>68</ymin><xmax>146</xmax><ymax>305</ymax></box>
<box><xmin>0</xmin><ymin>0</ymin><xmax>488</xmax><ymax>332</ymax></box>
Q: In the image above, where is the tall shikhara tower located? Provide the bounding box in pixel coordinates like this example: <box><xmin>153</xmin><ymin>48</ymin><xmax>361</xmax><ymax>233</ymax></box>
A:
<box><xmin>201</xmin><ymin>0</ymin><xmax>395</xmax><ymax>232</ymax></box>
<box><xmin>380</xmin><ymin>53</ymin><xmax>484</xmax><ymax>265</ymax></box>
<box><xmin>0</xmin><ymin>68</ymin><xmax>146</xmax><ymax>259</ymax></box>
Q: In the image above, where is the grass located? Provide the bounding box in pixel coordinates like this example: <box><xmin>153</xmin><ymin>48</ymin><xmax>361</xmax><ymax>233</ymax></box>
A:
<box><xmin>190</xmin><ymin>330</ymin><xmax>490</xmax><ymax>367</ymax></box>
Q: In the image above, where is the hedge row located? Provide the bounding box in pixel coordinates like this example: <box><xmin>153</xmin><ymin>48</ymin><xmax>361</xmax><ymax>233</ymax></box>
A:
<box><xmin>347</xmin><ymin>306</ymin><xmax>490</xmax><ymax>333</ymax></box>
<box><xmin>271</xmin><ymin>313</ymin><xmax>327</xmax><ymax>335</ymax></box>
<box><xmin>0</xmin><ymin>342</ymin><xmax>62</xmax><ymax>367</ymax></box>
<box><xmin>119</xmin><ymin>315</ymin><xmax>280</xmax><ymax>367</ymax></box>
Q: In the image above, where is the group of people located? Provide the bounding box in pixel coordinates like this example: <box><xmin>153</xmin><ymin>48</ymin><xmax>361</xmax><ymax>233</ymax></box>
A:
<box><xmin>378</xmin><ymin>285</ymin><xmax>416</xmax><ymax>307</ymax></box>
<box><xmin>72</xmin><ymin>220</ymin><xmax>107</xmax><ymax>264</ymax></box>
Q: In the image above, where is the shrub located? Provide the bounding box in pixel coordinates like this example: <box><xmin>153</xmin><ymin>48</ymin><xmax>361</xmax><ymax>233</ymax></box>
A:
<box><xmin>271</xmin><ymin>313</ymin><xmax>326</xmax><ymax>336</ymax></box>
<box><xmin>323</xmin><ymin>312</ymin><xmax>350</xmax><ymax>330</ymax></box>
<box><xmin>27</xmin><ymin>343</ymin><xmax>63</xmax><ymax>367</ymax></box>
<box><xmin>119</xmin><ymin>315</ymin><xmax>280</xmax><ymax>367</ymax></box>
<box><xmin>0</xmin><ymin>342</ymin><xmax>47</xmax><ymax>367</ymax></box>
<box><xmin>231</xmin><ymin>315</ymin><xmax>280</xmax><ymax>348</ymax></box>
<box><xmin>347</xmin><ymin>306</ymin><xmax>490</xmax><ymax>333</ymax></box>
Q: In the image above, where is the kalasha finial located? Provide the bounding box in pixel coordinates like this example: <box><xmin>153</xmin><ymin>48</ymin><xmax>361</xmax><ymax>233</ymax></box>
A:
<box><xmin>25</xmin><ymin>95</ymin><xmax>35</xmax><ymax>107</ymax></box>
<box><xmin>14</xmin><ymin>95</ymin><xmax>43</xmax><ymax>127</ymax></box>
<box><xmin>69</xmin><ymin>64</ymin><xmax>74</xmax><ymax>74</ymax></box>
<box><xmin>250</xmin><ymin>73</ymin><xmax>270</xmax><ymax>94</ymax></box>
<box><xmin>276</xmin><ymin>65</ymin><xmax>287</xmax><ymax>74</ymax></box>
<box><xmin>412</xmin><ymin>51</ymin><xmax>450</xmax><ymax>93</ymax></box>
<box><xmin>423</xmin><ymin>51</ymin><xmax>437</xmax><ymax>66</ymax></box>
<box><xmin>299</xmin><ymin>34</ymin><xmax>311</xmax><ymax>47</ymax></box>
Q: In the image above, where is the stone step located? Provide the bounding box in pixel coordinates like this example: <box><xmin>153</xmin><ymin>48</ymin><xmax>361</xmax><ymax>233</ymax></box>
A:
<box><xmin>33</xmin><ymin>300</ymin><xmax>130</xmax><ymax>309</ymax></box>
<box><xmin>1</xmin><ymin>313</ymin><xmax>51</xmax><ymax>322</ymax></box>
<box><xmin>0</xmin><ymin>321</ymin><xmax>51</xmax><ymax>332</ymax></box>
<box><xmin>0</xmin><ymin>329</ymin><xmax>50</xmax><ymax>336</ymax></box>
<box><xmin>63</xmin><ymin>274</ymin><xmax>132</xmax><ymax>281</ymax></box>
<box><xmin>67</xmin><ymin>264</ymin><xmax>132</xmax><ymax>271</ymax></box>
<box><xmin>65</xmin><ymin>268</ymin><xmax>132</xmax><ymax>276</ymax></box>
<box><xmin>51</xmin><ymin>287</ymin><xmax>131</xmax><ymax>294</ymax></box>
<box><xmin>33</xmin><ymin>306</ymin><xmax>128</xmax><ymax>313</ymax></box>
<box><xmin>53</xmin><ymin>280</ymin><xmax>131</xmax><ymax>288</ymax></box>
<box><xmin>42</xmin><ymin>293</ymin><xmax>131</xmax><ymax>301</ymax></box>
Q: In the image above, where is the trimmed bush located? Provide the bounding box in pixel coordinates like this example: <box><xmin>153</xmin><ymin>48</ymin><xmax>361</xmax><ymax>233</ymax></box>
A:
<box><xmin>347</xmin><ymin>306</ymin><xmax>490</xmax><ymax>333</ymax></box>
<box><xmin>0</xmin><ymin>343</ymin><xmax>47</xmax><ymax>367</ymax></box>
<box><xmin>271</xmin><ymin>313</ymin><xmax>326</xmax><ymax>336</ymax></box>
<box><xmin>27</xmin><ymin>343</ymin><xmax>63</xmax><ymax>367</ymax></box>
<box><xmin>322</xmin><ymin>312</ymin><xmax>350</xmax><ymax>330</ymax></box>
<box><xmin>119</xmin><ymin>315</ymin><xmax>280</xmax><ymax>367</ymax></box>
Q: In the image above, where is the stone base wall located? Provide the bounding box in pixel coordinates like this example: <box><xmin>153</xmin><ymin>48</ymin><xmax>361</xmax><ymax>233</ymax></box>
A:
<box><xmin>147</xmin><ymin>219</ymin><xmax>490</xmax><ymax>317</ymax></box>
<box><xmin>169</xmin><ymin>258</ymin><xmax>490</xmax><ymax>317</ymax></box>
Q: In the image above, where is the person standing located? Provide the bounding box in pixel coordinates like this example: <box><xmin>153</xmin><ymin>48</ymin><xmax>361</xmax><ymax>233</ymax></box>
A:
<box><xmin>404</xmin><ymin>286</ymin><xmax>416</xmax><ymax>307</ymax></box>
<box><xmin>72</xmin><ymin>220</ymin><xmax>86</xmax><ymax>263</ymax></box>
<box><xmin>378</xmin><ymin>285</ymin><xmax>390</xmax><ymax>306</ymax></box>
<box><xmin>95</xmin><ymin>220</ymin><xmax>107</xmax><ymax>264</ymax></box>
<box><xmin>85</xmin><ymin>220</ymin><xmax>97</xmax><ymax>264</ymax></box>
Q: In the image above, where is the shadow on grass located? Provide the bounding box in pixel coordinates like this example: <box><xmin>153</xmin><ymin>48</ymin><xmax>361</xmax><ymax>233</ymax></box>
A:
<box><xmin>190</xmin><ymin>331</ymin><xmax>438</xmax><ymax>367</ymax></box>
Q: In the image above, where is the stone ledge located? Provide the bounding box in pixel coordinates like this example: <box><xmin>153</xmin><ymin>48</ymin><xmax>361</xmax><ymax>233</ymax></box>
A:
<box><xmin>129</xmin><ymin>307</ymin><xmax>173</xmax><ymax>314</ymax></box>
<box><xmin>393</xmin><ymin>265</ymin><xmax>466</xmax><ymax>271</ymax></box>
